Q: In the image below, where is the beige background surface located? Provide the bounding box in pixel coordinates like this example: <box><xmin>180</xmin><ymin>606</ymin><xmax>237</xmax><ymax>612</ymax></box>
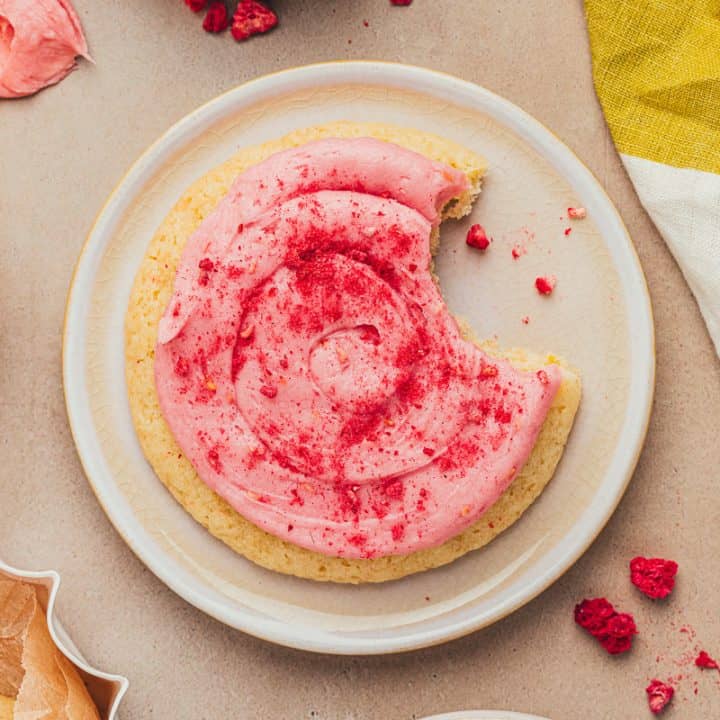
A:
<box><xmin>1</xmin><ymin>1</ymin><xmax>719</xmax><ymax>718</ymax></box>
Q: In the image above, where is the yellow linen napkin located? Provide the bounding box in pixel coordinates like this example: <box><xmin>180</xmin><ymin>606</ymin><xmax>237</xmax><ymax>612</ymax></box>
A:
<box><xmin>586</xmin><ymin>0</ymin><xmax>720</xmax><ymax>353</ymax></box>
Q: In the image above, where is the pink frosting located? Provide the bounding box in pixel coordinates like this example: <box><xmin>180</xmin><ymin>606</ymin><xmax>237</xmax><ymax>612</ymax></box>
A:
<box><xmin>159</xmin><ymin>138</ymin><xmax>467</xmax><ymax>345</ymax></box>
<box><xmin>0</xmin><ymin>0</ymin><xmax>89</xmax><ymax>99</ymax></box>
<box><xmin>155</xmin><ymin>138</ymin><xmax>562</xmax><ymax>559</ymax></box>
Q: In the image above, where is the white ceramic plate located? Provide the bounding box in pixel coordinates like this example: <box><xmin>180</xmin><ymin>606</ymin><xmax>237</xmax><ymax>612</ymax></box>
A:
<box><xmin>421</xmin><ymin>713</ymin><xmax>549</xmax><ymax>720</ymax></box>
<box><xmin>63</xmin><ymin>62</ymin><xmax>654</xmax><ymax>655</ymax></box>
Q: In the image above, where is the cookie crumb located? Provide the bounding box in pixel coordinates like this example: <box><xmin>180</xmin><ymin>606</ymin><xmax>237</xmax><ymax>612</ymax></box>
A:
<box><xmin>568</xmin><ymin>206</ymin><xmax>587</xmax><ymax>219</ymax></box>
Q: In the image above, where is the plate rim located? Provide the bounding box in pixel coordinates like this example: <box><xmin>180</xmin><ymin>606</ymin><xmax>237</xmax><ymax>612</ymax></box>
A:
<box><xmin>63</xmin><ymin>60</ymin><xmax>655</xmax><ymax>655</ymax></box>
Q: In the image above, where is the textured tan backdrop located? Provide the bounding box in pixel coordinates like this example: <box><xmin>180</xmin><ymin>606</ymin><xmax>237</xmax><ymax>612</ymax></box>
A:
<box><xmin>1</xmin><ymin>1</ymin><xmax>719</xmax><ymax>718</ymax></box>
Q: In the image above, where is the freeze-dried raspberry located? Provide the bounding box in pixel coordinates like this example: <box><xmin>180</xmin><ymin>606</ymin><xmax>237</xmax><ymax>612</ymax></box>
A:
<box><xmin>231</xmin><ymin>0</ymin><xmax>278</xmax><ymax>41</ymax></box>
<box><xmin>185</xmin><ymin>0</ymin><xmax>207</xmax><ymax>12</ymax></box>
<box><xmin>599</xmin><ymin>632</ymin><xmax>634</xmax><ymax>655</ymax></box>
<box><xmin>574</xmin><ymin>597</ymin><xmax>615</xmax><ymax>636</ymax></box>
<box><xmin>695</xmin><ymin>650</ymin><xmax>719</xmax><ymax>670</ymax></box>
<box><xmin>535</xmin><ymin>275</ymin><xmax>556</xmax><ymax>295</ymax></box>
<box><xmin>630</xmin><ymin>557</ymin><xmax>678</xmax><ymax>599</ymax></box>
<box><xmin>598</xmin><ymin>613</ymin><xmax>637</xmax><ymax>655</ymax></box>
<box><xmin>466</xmin><ymin>224</ymin><xmax>490</xmax><ymax>251</ymax></box>
<box><xmin>390</xmin><ymin>0</ymin><xmax>413</xmax><ymax>5</ymax></box>
<box><xmin>574</xmin><ymin>598</ymin><xmax>636</xmax><ymax>655</ymax></box>
<box><xmin>646</xmin><ymin>680</ymin><xmax>674</xmax><ymax>715</ymax></box>
<box><xmin>203</xmin><ymin>2</ymin><xmax>228</xmax><ymax>32</ymax></box>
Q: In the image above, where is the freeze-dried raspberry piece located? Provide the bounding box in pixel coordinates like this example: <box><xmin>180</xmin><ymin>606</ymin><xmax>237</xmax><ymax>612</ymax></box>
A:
<box><xmin>574</xmin><ymin>598</ymin><xmax>637</xmax><ymax>655</ymax></box>
<box><xmin>598</xmin><ymin>613</ymin><xmax>637</xmax><ymax>655</ymax></box>
<box><xmin>695</xmin><ymin>650</ymin><xmax>719</xmax><ymax>670</ymax></box>
<box><xmin>646</xmin><ymin>680</ymin><xmax>674</xmax><ymax>715</ymax></box>
<box><xmin>568</xmin><ymin>206</ymin><xmax>587</xmax><ymax>219</ymax></box>
<box><xmin>203</xmin><ymin>1</ymin><xmax>228</xmax><ymax>32</ymax></box>
<box><xmin>231</xmin><ymin>0</ymin><xmax>278</xmax><ymax>41</ymax></box>
<box><xmin>466</xmin><ymin>224</ymin><xmax>490</xmax><ymax>251</ymax></box>
<box><xmin>599</xmin><ymin>632</ymin><xmax>634</xmax><ymax>655</ymax></box>
<box><xmin>390</xmin><ymin>0</ymin><xmax>413</xmax><ymax>5</ymax></box>
<box><xmin>574</xmin><ymin>597</ymin><xmax>615</xmax><ymax>636</ymax></box>
<box><xmin>535</xmin><ymin>275</ymin><xmax>556</xmax><ymax>295</ymax></box>
<box><xmin>630</xmin><ymin>556</ymin><xmax>678</xmax><ymax>599</ymax></box>
<box><xmin>185</xmin><ymin>0</ymin><xmax>207</xmax><ymax>12</ymax></box>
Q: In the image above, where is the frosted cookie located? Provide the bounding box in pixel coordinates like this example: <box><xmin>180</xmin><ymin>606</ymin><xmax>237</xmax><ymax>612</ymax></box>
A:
<box><xmin>126</xmin><ymin>121</ymin><xmax>580</xmax><ymax>583</ymax></box>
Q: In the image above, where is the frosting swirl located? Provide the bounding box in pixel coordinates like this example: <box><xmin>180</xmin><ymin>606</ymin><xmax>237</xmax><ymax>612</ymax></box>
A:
<box><xmin>155</xmin><ymin>138</ymin><xmax>562</xmax><ymax>559</ymax></box>
<box><xmin>0</xmin><ymin>0</ymin><xmax>89</xmax><ymax>99</ymax></box>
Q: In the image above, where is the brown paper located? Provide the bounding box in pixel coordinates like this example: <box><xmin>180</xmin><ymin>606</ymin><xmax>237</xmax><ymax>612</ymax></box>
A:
<box><xmin>55</xmin><ymin>652</ymin><xmax>101</xmax><ymax>720</ymax></box>
<box><xmin>0</xmin><ymin>578</ymin><xmax>99</xmax><ymax>720</ymax></box>
<box><xmin>0</xmin><ymin>580</ymin><xmax>35</xmax><ymax>697</ymax></box>
<box><xmin>0</xmin><ymin>695</ymin><xmax>14</xmax><ymax>720</ymax></box>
